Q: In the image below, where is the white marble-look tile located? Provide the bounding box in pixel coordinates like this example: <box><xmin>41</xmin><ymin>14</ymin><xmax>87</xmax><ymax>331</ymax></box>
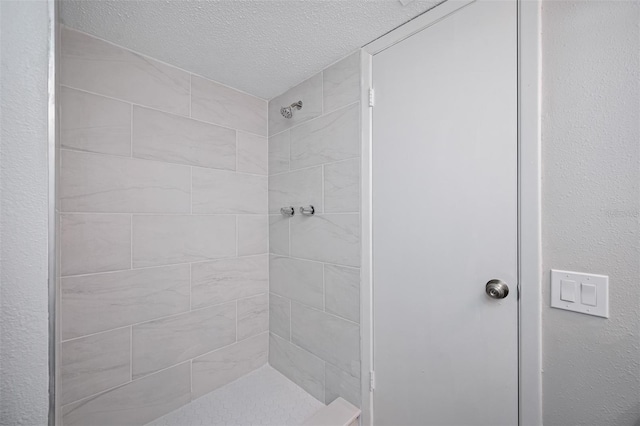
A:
<box><xmin>191</xmin><ymin>75</ymin><xmax>267</xmax><ymax>137</ymax></box>
<box><xmin>191</xmin><ymin>255</ymin><xmax>268</xmax><ymax>309</ymax></box>
<box><xmin>61</xmin><ymin>328</ymin><xmax>130</xmax><ymax>405</ymax></box>
<box><xmin>132</xmin><ymin>215</ymin><xmax>236</xmax><ymax>268</ymax></box>
<box><xmin>290</xmin><ymin>103</ymin><xmax>360</xmax><ymax>170</ymax></box>
<box><xmin>61</xmin><ymin>214</ymin><xmax>131</xmax><ymax>276</ymax></box>
<box><xmin>60</xmin><ymin>150</ymin><xmax>190</xmax><ymax>213</ymax></box>
<box><xmin>324</xmin><ymin>158</ymin><xmax>360</xmax><ymax>213</ymax></box>
<box><xmin>270</xmin><ymin>255</ymin><xmax>324</xmax><ymax>310</ymax></box>
<box><xmin>192</xmin><ymin>168</ymin><xmax>268</xmax><ymax>214</ymax></box>
<box><xmin>324</xmin><ymin>363</ymin><xmax>361</xmax><ymax>407</ymax></box>
<box><xmin>60</xmin><ymin>86</ymin><xmax>131</xmax><ymax>156</ymax></box>
<box><xmin>269</xmin><ymin>215</ymin><xmax>289</xmax><ymax>256</ymax></box>
<box><xmin>291</xmin><ymin>303</ymin><xmax>360</xmax><ymax>379</ymax></box>
<box><xmin>290</xmin><ymin>214</ymin><xmax>360</xmax><ymax>267</ymax></box>
<box><xmin>132</xmin><ymin>106</ymin><xmax>236</xmax><ymax>170</ymax></box>
<box><xmin>61</xmin><ymin>265</ymin><xmax>190</xmax><ymax>340</ymax></box>
<box><xmin>238</xmin><ymin>215</ymin><xmax>269</xmax><ymax>256</ymax></box>
<box><xmin>61</xmin><ymin>27</ymin><xmax>190</xmax><ymax>116</ymax></box>
<box><xmin>323</xmin><ymin>52</ymin><xmax>361</xmax><ymax>114</ymax></box>
<box><xmin>237</xmin><ymin>132</ymin><xmax>268</xmax><ymax>175</ymax></box>
<box><xmin>269</xmin><ymin>73</ymin><xmax>323</xmax><ymax>136</ymax></box>
<box><xmin>237</xmin><ymin>293</ymin><xmax>269</xmax><ymax>341</ymax></box>
<box><xmin>62</xmin><ymin>362</ymin><xmax>191</xmax><ymax>426</ymax></box>
<box><xmin>269</xmin><ymin>130</ymin><xmax>290</xmax><ymax>175</ymax></box>
<box><xmin>132</xmin><ymin>302</ymin><xmax>236</xmax><ymax>378</ymax></box>
<box><xmin>191</xmin><ymin>332</ymin><xmax>268</xmax><ymax>399</ymax></box>
<box><xmin>269</xmin><ymin>293</ymin><xmax>291</xmax><ymax>341</ymax></box>
<box><xmin>268</xmin><ymin>166</ymin><xmax>323</xmax><ymax>214</ymax></box>
<box><xmin>324</xmin><ymin>265</ymin><xmax>360</xmax><ymax>323</ymax></box>
<box><xmin>269</xmin><ymin>333</ymin><xmax>325</xmax><ymax>402</ymax></box>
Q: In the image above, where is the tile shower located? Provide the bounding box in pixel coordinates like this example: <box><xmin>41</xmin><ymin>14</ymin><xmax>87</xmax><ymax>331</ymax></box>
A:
<box><xmin>57</xmin><ymin>26</ymin><xmax>361</xmax><ymax>425</ymax></box>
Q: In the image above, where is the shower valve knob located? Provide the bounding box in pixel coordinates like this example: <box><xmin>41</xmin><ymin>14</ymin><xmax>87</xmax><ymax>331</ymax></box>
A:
<box><xmin>280</xmin><ymin>207</ymin><xmax>295</xmax><ymax>217</ymax></box>
<box><xmin>299</xmin><ymin>205</ymin><xmax>315</xmax><ymax>216</ymax></box>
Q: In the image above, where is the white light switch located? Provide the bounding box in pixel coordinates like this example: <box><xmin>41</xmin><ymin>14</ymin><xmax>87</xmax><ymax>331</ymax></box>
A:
<box><xmin>551</xmin><ymin>270</ymin><xmax>609</xmax><ymax>318</ymax></box>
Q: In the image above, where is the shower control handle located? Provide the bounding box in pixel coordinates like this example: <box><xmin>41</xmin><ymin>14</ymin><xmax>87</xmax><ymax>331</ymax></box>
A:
<box><xmin>485</xmin><ymin>279</ymin><xmax>509</xmax><ymax>299</ymax></box>
<box><xmin>280</xmin><ymin>206</ymin><xmax>295</xmax><ymax>217</ymax></box>
<box><xmin>300</xmin><ymin>205</ymin><xmax>315</xmax><ymax>216</ymax></box>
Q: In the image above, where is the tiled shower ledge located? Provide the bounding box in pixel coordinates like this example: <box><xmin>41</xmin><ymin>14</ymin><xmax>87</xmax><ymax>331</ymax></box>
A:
<box><xmin>147</xmin><ymin>365</ymin><xmax>324</xmax><ymax>426</ymax></box>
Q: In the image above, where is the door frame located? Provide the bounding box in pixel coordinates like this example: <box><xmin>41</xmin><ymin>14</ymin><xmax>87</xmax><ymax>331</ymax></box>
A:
<box><xmin>358</xmin><ymin>1</ymin><xmax>542</xmax><ymax>424</ymax></box>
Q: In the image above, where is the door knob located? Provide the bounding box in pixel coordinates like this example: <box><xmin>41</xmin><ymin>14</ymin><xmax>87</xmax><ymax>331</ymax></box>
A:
<box><xmin>485</xmin><ymin>279</ymin><xmax>509</xmax><ymax>299</ymax></box>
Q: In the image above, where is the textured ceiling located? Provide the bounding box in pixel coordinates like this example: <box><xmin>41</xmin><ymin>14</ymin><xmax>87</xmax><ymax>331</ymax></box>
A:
<box><xmin>60</xmin><ymin>0</ymin><xmax>442</xmax><ymax>99</ymax></box>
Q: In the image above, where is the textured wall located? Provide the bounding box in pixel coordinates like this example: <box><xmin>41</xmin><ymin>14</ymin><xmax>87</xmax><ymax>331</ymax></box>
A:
<box><xmin>542</xmin><ymin>2</ymin><xmax>640</xmax><ymax>425</ymax></box>
<box><xmin>59</xmin><ymin>27</ymin><xmax>269</xmax><ymax>425</ymax></box>
<box><xmin>268</xmin><ymin>52</ymin><xmax>362</xmax><ymax>407</ymax></box>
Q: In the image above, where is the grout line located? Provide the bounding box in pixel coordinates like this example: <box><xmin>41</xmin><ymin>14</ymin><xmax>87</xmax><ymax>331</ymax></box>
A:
<box><xmin>269</xmin><ymin>156</ymin><xmax>360</xmax><ymax>178</ymax></box>
<box><xmin>285</xmin><ymin>297</ymin><xmax>360</xmax><ymax>326</ymax></box>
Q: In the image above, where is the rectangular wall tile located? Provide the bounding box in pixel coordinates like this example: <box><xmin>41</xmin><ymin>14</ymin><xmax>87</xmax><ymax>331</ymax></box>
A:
<box><xmin>270</xmin><ymin>256</ymin><xmax>323</xmax><ymax>309</ymax></box>
<box><xmin>325</xmin><ymin>363</ymin><xmax>361</xmax><ymax>407</ymax></box>
<box><xmin>191</xmin><ymin>75</ymin><xmax>267</xmax><ymax>136</ymax></box>
<box><xmin>132</xmin><ymin>302</ymin><xmax>236</xmax><ymax>378</ymax></box>
<box><xmin>192</xmin><ymin>168</ymin><xmax>267</xmax><ymax>214</ymax></box>
<box><xmin>290</xmin><ymin>214</ymin><xmax>360</xmax><ymax>267</ymax></box>
<box><xmin>291</xmin><ymin>303</ymin><xmax>360</xmax><ymax>378</ymax></box>
<box><xmin>62</xmin><ymin>362</ymin><xmax>190</xmax><ymax>426</ymax></box>
<box><xmin>237</xmin><ymin>132</ymin><xmax>268</xmax><ymax>175</ymax></box>
<box><xmin>269</xmin><ymin>73</ymin><xmax>323</xmax><ymax>136</ymax></box>
<box><xmin>238</xmin><ymin>215</ymin><xmax>268</xmax><ymax>256</ymax></box>
<box><xmin>269</xmin><ymin>130</ymin><xmax>290</xmax><ymax>175</ymax></box>
<box><xmin>290</xmin><ymin>103</ymin><xmax>360</xmax><ymax>170</ymax></box>
<box><xmin>324</xmin><ymin>158</ymin><xmax>360</xmax><ymax>213</ymax></box>
<box><xmin>61</xmin><ymin>150</ymin><xmax>190</xmax><ymax>213</ymax></box>
<box><xmin>61</xmin><ymin>328</ymin><xmax>130</xmax><ymax>405</ymax></box>
<box><xmin>132</xmin><ymin>106</ymin><xmax>235</xmax><ymax>170</ymax></box>
<box><xmin>324</xmin><ymin>265</ymin><xmax>360</xmax><ymax>323</ymax></box>
<box><xmin>269</xmin><ymin>293</ymin><xmax>291</xmax><ymax>340</ymax></box>
<box><xmin>132</xmin><ymin>215</ymin><xmax>235</xmax><ymax>268</ymax></box>
<box><xmin>192</xmin><ymin>333</ymin><xmax>268</xmax><ymax>399</ymax></box>
<box><xmin>237</xmin><ymin>294</ymin><xmax>269</xmax><ymax>341</ymax></box>
<box><xmin>61</xmin><ymin>27</ymin><xmax>190</xmax><ymax>116</ymax></box>
<box><xmin>323</xmin><ymin>52</ymin><xmax>361</xmax><ymax>114</ymax></box>
<box><xmin>269</xmin><ymin>333</ymin><xmax>325</xmax><ymax>402</ymax></box>
<box><xmin>60</xmin><ymin>86</ymin><xmax>131</xmax><ymax>156</ymax></box>
<box><xmin>269</xmin><ymin>215</ymin><xmax>289</xmax><ymax>256</ymax></box>
<box><xmin>191</xmin><ymin>255</ymin><xmax>268</xmax><ymax>309</ymax></box>
<box><xmin>268</xmin><ymin>166</ymin><xmax>322</xmax><ymax>214</ymax></box>
<box><xmin>61</xmin><ymin>265</ymin><xmax>190</xmax><ymax>340</ymax></box>
<box><xmin>61</xmin><ymin>214</ymin><xmax>131</xmax><ymax>276</ymax></box>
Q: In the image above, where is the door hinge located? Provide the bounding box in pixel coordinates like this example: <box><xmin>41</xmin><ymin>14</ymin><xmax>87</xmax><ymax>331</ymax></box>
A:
<box><xmin>369</xmin><ymin>371</ymin><xmax>376</xmax><ymax>391</ymax></box>
<box><xmin>368</xmin><ymin>88</ymin><xmax>375</xmax><ymax>107</ymax></box>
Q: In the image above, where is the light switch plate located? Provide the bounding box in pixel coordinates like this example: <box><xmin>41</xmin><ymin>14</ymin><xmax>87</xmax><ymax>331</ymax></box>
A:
<box><xmin>551</xmin><ymin>269</ymin><xmax>609</xmax><ymax>318</ymax></box>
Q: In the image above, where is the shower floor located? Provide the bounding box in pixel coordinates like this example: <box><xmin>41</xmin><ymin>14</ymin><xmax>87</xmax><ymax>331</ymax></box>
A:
<box><xmin>147</xmin><ymin>365</ymin><xmax>324</xmax><ymax>426</ymax></box>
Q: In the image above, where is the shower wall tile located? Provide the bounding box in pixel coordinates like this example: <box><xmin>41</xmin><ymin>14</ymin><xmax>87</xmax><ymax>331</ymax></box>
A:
<box><xmin>238</xmin><ymin>215</ymin><xmax>269</xmax><ymax>256</ymax></box>
<box><xmin>62</xmin><ymin>362</ymin><xmax>191</xmax><ymax>426</ymax></box>
<box><xmin>192</xmin><ymin>332</ymin><xmax>268</xmax><ymax>399</ymax></box>
<box><xmin>268</xmin><ymin>130</ymin><xmax>290</xmax><ymax>175</ymax></box>
<box><xmin>237</xmin><ymin>293</ymin><xmax>269</xmax><ymax>341</ymax></box>
<box><xmin>132</xmin><ymin>215</ymin><xmax>236</xmax><ymax>267</ymax></box>
<box><xmin>61</xmin><ymin>27</ymin><xmax>190</xmax><ymax>116</ymax></box>
<box><xmin>237</xmin><ymin>132</ymin><xmax>268</xmax><ymax>175</ymax></box>
<box><xmin>325</xmin><ymin>363</ymin><xmax>361</xmax><ymax>407</ymax></box>
<box><xmin>269</xmin><ymin>215</ymin><xmax>289</xmax><ymax>256</ymax></box>
<box><xmin>60</xmin><ymin>86</ymin><xmax>131</xmax><ymax>156</ymax></box>
<box><xmin>290</xmin><ymin>214</ymin><xmax>360</xmax><ymax>267</ymax></box>
<box><xmin>132</xmin><ymin>106</ymin><xmax>236</xmax><ymax>170</ymax></box>
<box><xmin>290</xmin><ymin>103</ymin><xmax>360</xmax><ymax>170</ymax></box>
<box><xmin>60</xmin><ymin>150</ymin><xmax>191</xmax><ymax>213</ymax></box>
<box><xmin>270</xmin><ymin>256</ymin><xmax>324</xmax><ymax>309</ymax></box>
<box><xmin>61</xmin><ymin>328</ymin><xmax>131</xmax><ymax>406</ymax></box>
<box><xmin>269</xmin><ymin>333</ymin><xmax>325</xmax><ymax>402</ymax></box>
<box><xmin>132</xmin><ymin>302</ymin><xmax>236</xmax><ymax>378</ymax></box>
<box><xmin>269</xmin><ymin>293</ymin><xmax>291</xmax><ymax>340</ymax></box>
<box><xmin>323</xmin><ymin>52</ymin><xmax>361</xmax><ymax>114</ymax></box>
<box><xmin>291</xmin><ymin>303</ymin><xmax>360</xmax><ymax>379</ymax></box>
<box><xmin>268</xmin><ymin>73</ymin><xmax>323</xmax><ymax>136</ymax></box>
<box><xmin>61</xmin><ymin>265</ymin><xmax>190</xmax><ymax>340</ymax></box>
<box><xmin>324</xmin><ymin>158</ymin><xmax>360</xmax><ymax>213</ymax></box>
<box><xmin>191</xmin><ymin>75</ymin><xmax>268</xmax><ymax>136</ymax></box>
<box><xmin>192</xmin><ymin>168</ymin><xmax>268</xmax><ymax>214</ymax></box>
<box><xmin>268</xmin><ymin>166</ymin><xmax>323</xmax><ymax>214</ymax></box>
<box><xmin>61</xmin><ymin>214</ymin><xmax>131</xmax><ymax>276</ymax></box>
<box><xmin>324</xmin><ymin>265</ymin><xmax>360</xmax><ymax>323</ymax></box>
<box><xmin>191</xmin><ymin>255</ymin><xmax>268</xmax><ymax>309</ymax></box>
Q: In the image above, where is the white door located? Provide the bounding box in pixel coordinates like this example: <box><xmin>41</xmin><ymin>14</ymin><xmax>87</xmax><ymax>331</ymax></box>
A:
<box><xmin>371</xmin><ymin>1</ymin><xmax>518</xmax><ymax>425</ymax></box>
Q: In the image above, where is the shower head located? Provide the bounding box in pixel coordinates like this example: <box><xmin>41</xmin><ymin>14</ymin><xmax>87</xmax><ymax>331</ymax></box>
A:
<box><xmin>280</xmin><ymin>101</ymin><xmax>303</xmax><ymax>119</ymax></box>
